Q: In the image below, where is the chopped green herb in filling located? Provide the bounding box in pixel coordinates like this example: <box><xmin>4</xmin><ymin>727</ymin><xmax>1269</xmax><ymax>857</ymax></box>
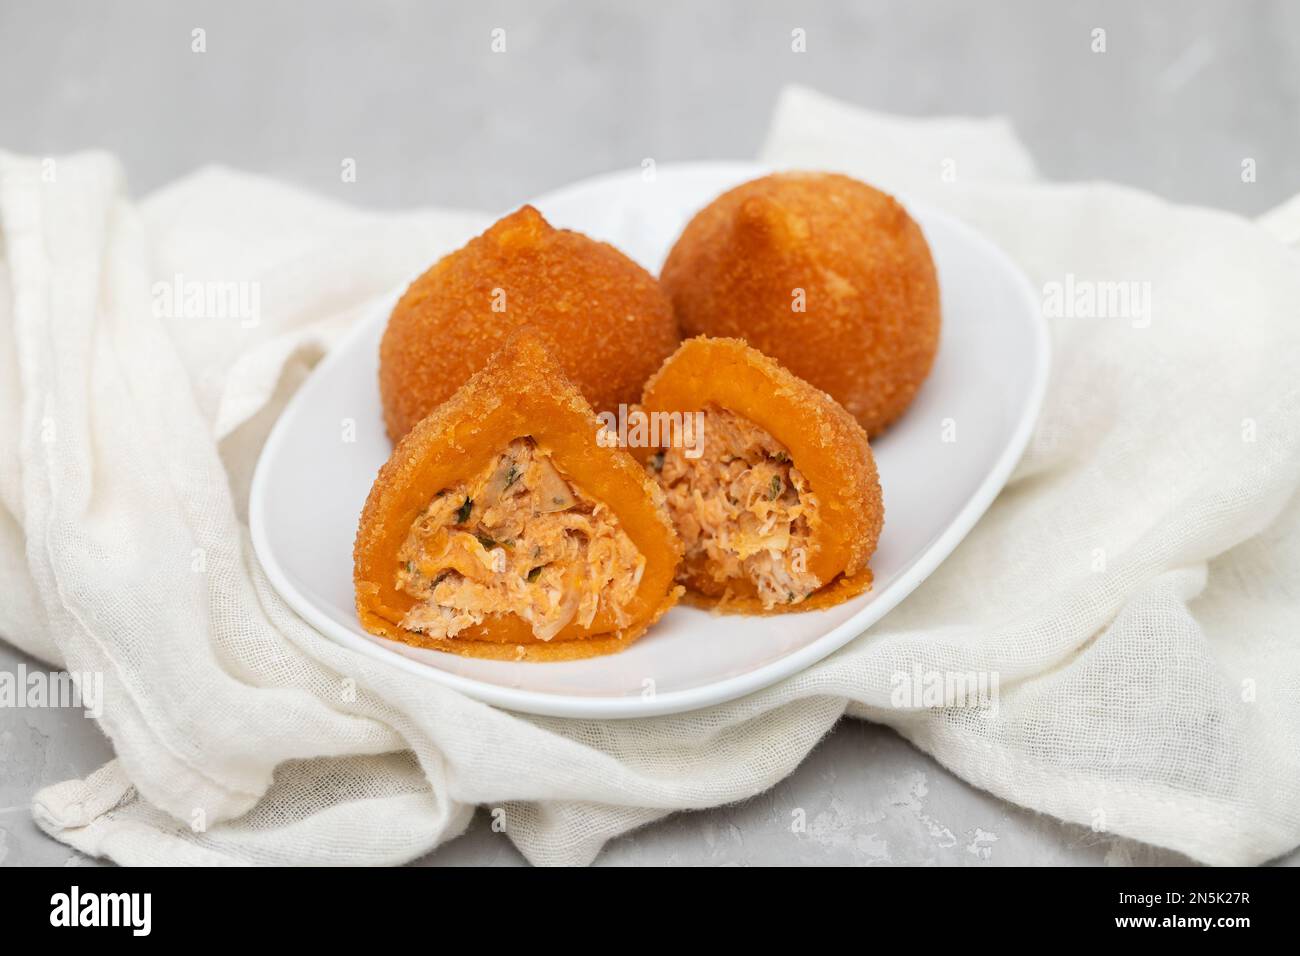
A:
<box><xmin>455</xmin><ymin>497</ymin><xmax>474</xmax><ymax>524</ymax></box>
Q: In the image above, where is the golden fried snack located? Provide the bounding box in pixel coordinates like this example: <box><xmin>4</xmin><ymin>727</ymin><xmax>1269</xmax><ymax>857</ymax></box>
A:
<box><xmin>638</xmin><ymin>337</ymin><xmax>883</xmax><ymax>613</ymax></box>
<box><xmin>380</xmin><ymin>205</ymin><xmax>680</xmax><ymax>442</ymax></box>
<box><xmin>660</xmin><ymin>171</ymin><xmax>940</xmax><ymax>435</ymax></box>
<box><xmin>356</xmin><ymin>333</ymin><xmax>683</xmax><ymax>660</ymax></box>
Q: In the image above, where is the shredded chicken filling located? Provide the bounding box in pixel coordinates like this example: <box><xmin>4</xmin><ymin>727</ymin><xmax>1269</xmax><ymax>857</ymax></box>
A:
<box><xmin>651</xmin><ymin>404</ymin><xmax>821</xmax><ymax>608</ymax></box>
<box><xmin>396</xmin><ymin>438</ymin><xmax>645</xmax><ymax>641</ymax></box>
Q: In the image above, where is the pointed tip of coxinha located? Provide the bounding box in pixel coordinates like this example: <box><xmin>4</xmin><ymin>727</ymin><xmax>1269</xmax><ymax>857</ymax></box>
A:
<box><xmin>473</xmin><ymin>327</ymin><xmax>582</xmax><ymax>407</ymax></box>
<box><xmin>354</xmin><ymin>329</ymin><xmax>683</xmax><ymax>660</ymax></box>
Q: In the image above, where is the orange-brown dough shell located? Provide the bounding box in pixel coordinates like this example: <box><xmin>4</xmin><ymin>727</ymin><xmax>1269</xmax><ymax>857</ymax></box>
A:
<box><xmin>639</xmin><ymin>336</ymin><xmax>883</xmax><ymax>612</ymax></box>
<box><xmin>356</xmin><ymin>334</ymin><xmax>683</xmax><ymax>660</ymax></box>
<box><xmin>380</xmin><ymin>205</ymin><xmax>680</xmax><ymax>442</ymax></box>
<box><xmin>660</xmin><ymin>172</ymin><xmax>940</xmax><ymax>436</ymax></box>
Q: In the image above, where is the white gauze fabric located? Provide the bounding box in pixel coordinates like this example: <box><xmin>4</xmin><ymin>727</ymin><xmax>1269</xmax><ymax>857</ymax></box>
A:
<box><xmin>2</xmin><ymin>85</ymin><xmax>1298</xmax><ymax>866</ymax></box>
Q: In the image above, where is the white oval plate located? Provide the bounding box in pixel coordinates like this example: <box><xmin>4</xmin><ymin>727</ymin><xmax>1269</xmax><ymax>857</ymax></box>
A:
<box><xmin>250</xmin><ymin>161</ymin><xmax>1049</xmax><ymax>719</ymax></box>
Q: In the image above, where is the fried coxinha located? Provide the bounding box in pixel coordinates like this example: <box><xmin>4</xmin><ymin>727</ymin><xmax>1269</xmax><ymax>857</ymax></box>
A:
<box><xmin>661</xmin><ymin>172</ymin><xmax>940</xmax><ymax>436</ymax></box>
<box><xmin>638</xmin><ymin>337</ymin><xmax>884</xmax><ymax>613</ymax></box>
<box><xmin>354</xmin><ymin>333</ymin><xmax>682</xmax><ymax>661</ymax></box>
<box><xmin>380</xmin><ymin>205</ymin><xmax>680</xmax><ymax>443</ymax></box>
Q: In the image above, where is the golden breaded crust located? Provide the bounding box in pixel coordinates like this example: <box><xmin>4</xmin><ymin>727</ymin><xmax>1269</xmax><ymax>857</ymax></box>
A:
<box><xmin>381</xmin><ymin>205</ymin><xmax>680</xmax><ymax>442</ymax></box>
<box><xmin>660</xmin><ymin>172</ymin><xmax>940</xmax><ymax>436</ymax></box>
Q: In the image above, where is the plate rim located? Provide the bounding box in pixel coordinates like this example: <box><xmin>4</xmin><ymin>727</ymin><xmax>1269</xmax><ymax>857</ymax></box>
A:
<box><xmin>249</xmin><ymin>160</ymin><xmax>1051</xmax><ymax>719</ymax></box>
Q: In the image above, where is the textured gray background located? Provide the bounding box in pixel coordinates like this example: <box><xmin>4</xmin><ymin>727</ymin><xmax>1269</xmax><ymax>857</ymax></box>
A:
<box><xmin>2</xmin><ymin>0</ymin><xmax>1298</xmax><ymax>866</ymax></box>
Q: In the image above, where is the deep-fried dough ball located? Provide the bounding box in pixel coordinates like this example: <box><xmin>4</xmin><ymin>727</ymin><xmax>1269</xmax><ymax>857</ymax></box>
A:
<box><xmin>660</xmin><ymin>172</ymin><xmax>940</xmax><ymax>435</ymax></box>
<box><xmin>380</xmin><ymin>205</ymin><xmax>680</xmax><ymax>441</ymax></box>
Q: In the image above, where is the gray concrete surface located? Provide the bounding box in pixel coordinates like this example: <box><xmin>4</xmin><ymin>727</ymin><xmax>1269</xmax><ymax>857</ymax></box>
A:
<box><xmin>2</xmin><ymin>0</ymin><xmax>1298</xmax><ymax>867</ymax></box>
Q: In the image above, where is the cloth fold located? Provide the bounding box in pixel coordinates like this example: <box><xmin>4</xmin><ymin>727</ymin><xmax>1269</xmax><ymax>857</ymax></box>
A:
<box><xmin>3</xmin><ymin>86</ymin><xmax>1298</xmax><ymax>866</ymax></box>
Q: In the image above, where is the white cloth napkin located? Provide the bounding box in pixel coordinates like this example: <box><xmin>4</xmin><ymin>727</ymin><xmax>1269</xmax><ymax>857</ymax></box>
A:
<box><xmin>3</xmin><ymin>86</ymin><xmax>1298</xmax><ymax>866</ymax></box>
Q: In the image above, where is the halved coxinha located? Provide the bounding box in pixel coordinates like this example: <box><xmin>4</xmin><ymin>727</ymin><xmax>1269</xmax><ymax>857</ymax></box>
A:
<box><xmin>638</xmin><ymin>336</ymin><xmax>883</xmax><ymax>613</ymax></box>
<box><xmin>354</xmin><ymin>333</ymin><xmax>682</xmax><ymax>661</ymax></box>
<box><xmin>354</xmin><ymin>334</ymin><xmax>883</xmax><ymax>660</ymax></box>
